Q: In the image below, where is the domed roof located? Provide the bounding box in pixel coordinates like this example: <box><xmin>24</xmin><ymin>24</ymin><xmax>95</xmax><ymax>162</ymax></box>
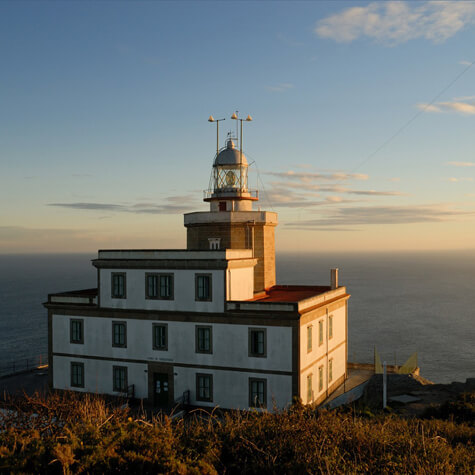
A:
<box><xmin>215</xmin><ymin>139</ymin><xmax>248</xmax><ymax>167</ymax></box>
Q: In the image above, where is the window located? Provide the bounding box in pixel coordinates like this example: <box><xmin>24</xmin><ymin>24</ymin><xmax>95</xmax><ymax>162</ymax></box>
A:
<box><xmin>195</xmin><ymin>274</ymin><xmax>212</xmax><ymax>301</ymax></box>
<box><xmin>307</xmin><ymin>374</ymin><xmax>313</xmax><ymax>403</ymax></box>
<box><xmin>153</xmin><ymin>323</ymin><xmax>168</xmax><ymax>351</ymax></box>
<box><xmin>112</xmin><ymin>321</ymin><xmax>127</xmax><ymax>348</ymax></box>
<box><xmin>111</xmin><ymin>273</ymin><xmax>126</xmax><ymax>299</ymax></box>
<box><xmin>113</xmin><ymin>366</ymin><xmax>128</xmax><ymax>392</ymax></box>
<box><xmin>196</xmin><ymin>373</ymin><xmax>213</xmax><ymax>402</ymax></box>
<box><xmin>329</xmin><ymin>358</ymin><xmax>333</xmax><ymax>383</ymax></box>
<box><xmin>249</xmin><ymin>378</ymin><xmax>267</xmax><ymax>408</ymax></box>
<box><xmin>307</xmin><ymin>326</ymin><xmax>312</xmax><ymax>352</ymax></box>
<box><xmin>208</xmin><ymin>238</ymin><xmax>221</xmax><ymax>250</ymax></box>
<box><xmin>146</xmin><ymin>273</ymin><xmax>174</xmax><ymax>300</ymax></box>
<box><xmin>329</xmin><ymin>315</ymin><xmax>333</xmax><ymax>339</ymax></box>
<box><xmin>70</xmin><ymin>319</ymin><xmax>83</xmax><ymax>344</ymax></box>
<box><xmin>71</xmin><ymin>362</ymin><xmax>84</xmax><ymax>388</ymax></box>
<box><xmin>219</xmin><ymin>201</ymin><xmax>226</xmax><ymax>211</ymax></box>
<box><xmin>196</xmin><ymin>326</ymin><xmax>212</xmax><ymax>354</ymax></box>
<box><xmin>249</xmin><ymin>328</ymin><xmax>266</xmax><ymax>357</ymax></box>
<box><xmin>319</xmin><ymin>320</ymin><xmax>324</xmax><ymax>346</ymax></box>
<box><xmin>319</xmin><ymin>365</ymin><xmax>324</xmax><ymax>392</ymax></box>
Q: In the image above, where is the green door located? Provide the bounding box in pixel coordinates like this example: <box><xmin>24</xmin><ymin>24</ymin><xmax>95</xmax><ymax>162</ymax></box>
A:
<box><xmin>153</xmin><ymin>373</ymin><xmax>169</xmax><ymax>407</ymax></box>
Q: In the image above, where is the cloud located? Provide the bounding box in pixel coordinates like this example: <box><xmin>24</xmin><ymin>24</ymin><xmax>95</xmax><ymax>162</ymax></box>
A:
<box><xmin>448</xmin><ymin>177</ymin><xmax>473</xmax><ymax>183</ymax></box>
<box><xmin>48</xmin><ymin>195</ymin><xmax>197</xmax><ymax>214</ymax></box>
<box><xmin>417</xmin><ymin>99</ymin><xmax>475</xmax><ymax>115</ymax></box>
<box><xmin>460</xmin><ymin>60</ymin><xmax>473</xmax><ymax>66</ymax></box>
<box><xmin>285</xmin><ymin>204</ymin><xmax>474</xmax><ymax>230</ymax></box>
<box><xmin>266</xmin><ymin>170</ymin><xmax>369</xmax><ymax>182</ymax></box>
<box><xmin>447</xmin><ymin>161</ymin><xmax>475</xmax><ymax>167</ymax></box>
<box><xmin>263</xmin><ymin>168</ymin><xmax>404</xmax><ymax>210</ymax></box>
<box><xmin>348</xmin><ymin>190</ymin><xmax>404</xmax><ymax>196</ymax></box>
<box><xmin>315</xmin><ymin>1</ymin><xmax>475</xmax><ymax>45</ymax></box>
<box><xmin>265</xmin><ymin>83</ymin><xmax>294</xmax><ymax>93</ymax></box>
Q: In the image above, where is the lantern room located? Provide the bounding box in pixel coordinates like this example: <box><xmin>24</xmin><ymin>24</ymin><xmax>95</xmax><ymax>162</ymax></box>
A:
<box><xmin>204</xmin><ymin>114</ymin><xmax>258</xmax><ymax>212</ymax></box>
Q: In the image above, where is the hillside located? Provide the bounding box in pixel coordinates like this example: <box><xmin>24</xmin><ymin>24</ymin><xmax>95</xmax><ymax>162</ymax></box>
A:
<box><xmin>0</xmin><ymin>392</ymin><xmax>473</xmax><ymax>474</ymax></box>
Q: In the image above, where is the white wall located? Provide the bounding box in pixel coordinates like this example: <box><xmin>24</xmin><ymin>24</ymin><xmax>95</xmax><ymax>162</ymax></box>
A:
<box><xmin>99</xmin><ymin>269</ymin><xmax>225</xmax><ymax>313</ymax></box>
<box><xmin>299</xmin><ymin>302</ymin><xmax>347</xmax><ymax>403</ymax></box>
<box><xmin>52</xmin><ymin>314</ymin><xmax>293</xmax><ymax>407</ymax></box>
<box><xmin>174</xmin><ymin>368</ymin><xmax>292</xmax><ymax>410</ymax></box>
<box><xmin>300</xmin><ymin>304</ymin><xmax>346</xmax><ymax>372</ymax></box>
<box><xmin>52</xmin><ymin>315</ymin><xmax>292</xmax><ymax>372</ymax></box>
<box><xmin>226</xmin><ymin>267</ymin><xmax>254</xmax><ymax>300</ymax></box>
<box><xmin>53</xmin><ymin>355</ymin><xmax>148</xmax><ymax>399</ymax></box>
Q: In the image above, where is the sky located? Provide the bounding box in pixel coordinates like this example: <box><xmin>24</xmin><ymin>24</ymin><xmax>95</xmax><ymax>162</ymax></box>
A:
<box><xmin>1</xmin><ymin>1</ymin><xmax>475</xmax><ymax>253</ymax></box>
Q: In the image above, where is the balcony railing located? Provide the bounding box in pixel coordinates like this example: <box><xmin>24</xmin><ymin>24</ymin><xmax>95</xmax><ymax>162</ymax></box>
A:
<box><xmin>203</xmin><ymin>189</ymin><xmax>258</xmax><ymax>200</ymax></box>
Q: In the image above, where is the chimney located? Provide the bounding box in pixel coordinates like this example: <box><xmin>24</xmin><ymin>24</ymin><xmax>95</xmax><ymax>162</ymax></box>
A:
<box><xmin>331</xmin><ymin>268</ymin><xmax>339</xmax><ymax>290</ymax></box>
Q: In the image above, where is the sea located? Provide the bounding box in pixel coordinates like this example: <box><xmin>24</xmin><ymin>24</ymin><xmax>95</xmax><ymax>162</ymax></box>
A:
<box><xmin>0</xmin><ymin>251</ymin><xmax>474</xmax><ymax>384</ymax></box>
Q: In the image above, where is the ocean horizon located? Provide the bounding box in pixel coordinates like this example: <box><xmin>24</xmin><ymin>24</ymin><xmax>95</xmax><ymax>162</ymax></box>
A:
<box><xmin>0</xmin><ymin>250</ymin><xmax>474</xmax><ymax>384</ymax></box>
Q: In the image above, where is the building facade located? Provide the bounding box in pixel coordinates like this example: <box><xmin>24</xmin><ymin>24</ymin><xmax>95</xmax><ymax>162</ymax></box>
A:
<box><xmin>45</xmin><ymin>134</ymin><xmax>349</xmax><ymax>409</ymax></box>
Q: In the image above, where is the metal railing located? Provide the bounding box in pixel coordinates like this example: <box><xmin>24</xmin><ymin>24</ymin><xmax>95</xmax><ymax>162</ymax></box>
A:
<box><xmin>0</xmin><ymin>354</ymin><xmax>48</xmax><ymax>378</ymax></box>
<box><xmin>174</xmin><ymin>390</ymin><xmax>190</xmax><ymax>408</ymax></box>
<box><xmin>203</xmin><ymin>189</ymin><xmax>259</xmax><ymax>200</ymax></box>
<box><xmin>127</xmin><ymin>384</ymin><xmax>135</xmax><ymax>399</ymax></box>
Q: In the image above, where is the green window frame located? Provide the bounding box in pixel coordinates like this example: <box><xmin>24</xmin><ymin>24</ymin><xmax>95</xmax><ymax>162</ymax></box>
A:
<box><xmin>319</xmin><ymin>320</ymin><xmax>324</xmax><ymax>346</ymax></box>
<box><xmin>249</xmin><ymin>378</ymin><xmax>266</xmax><ymax>408</ymax></box>
<box><xmin>195</xmin><ymin>274</ymin><xmax>212</xmax><ymax>301</ymax></box>
<box><xmin>319</xmin><ymin>365</ymin><xmax>324</xmax><ymax>392</ymax></box>
<box><xmin>329</xmin><ymin>315</ymin><xmax>333</xmax><ymax>339</ymax></box>
<box><xmin>196</xmin><ymin>373</ymin><xmax>213</xmax><ymax>402</ymax></box>
<box><xmin>329</xmin><ymin>358</ymin><xmax>333</xmax><ymax>383</ymax></box>
<box><xmin>71</xmin><ymin>362</ymin><xmax>84</xmax><ymax>388</ymax></box>
<box><xmin>146</xmin><ymin>273</ymin><xmax>174</xmax><ymax>300</ymax></box>
<box><xmin>112</xmin><ymin>321</ymin><xmax>127</xmax><ymax>348</ymax></box>
<box><xmin>111</xmin><ymin>272</ymin><xmax>126</xmax><ymax>299</ymax></box>
<box><xmin>113</xmin><ymin>366</ymin><xmax>128</xmax><ymax>392</ymax></box>
<box><xmin>195</xmin><ymin>326</ymin><xmax>212</xmax><ymax>354</ymax></box>
<box><xmin>70</xmin><ymin>319</ymin><xmax>83</xmax><ymax>344</ymax></box>
<box><xmin>307</xmin><ymin>325</ymin><xmax>312</xmax><ymax>352</ymax></box>
<box><xmin>249</xmin><ymin>328</ymin><xmax>266</xmax><ymax>357</ymax></box>
<box><xmin>153</xmin><ymin>323</ymin><xmax>168</xmax><ymax>351</ymax></box>
<box><xmin>307</xmin><ymin>373</ymin><xmax>313</xmax><ymax>403</ymax></box>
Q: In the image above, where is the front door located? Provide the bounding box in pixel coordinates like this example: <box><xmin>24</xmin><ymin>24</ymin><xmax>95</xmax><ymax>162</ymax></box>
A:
<box><xmin>153</xmin><ymin>372</ymin><xmax>169</xmax><ymax>407</ymax></box>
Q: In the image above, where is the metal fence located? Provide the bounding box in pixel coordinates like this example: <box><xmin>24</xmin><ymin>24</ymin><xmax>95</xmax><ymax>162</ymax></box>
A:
<box><xmin>0</xmin><ymin>354</ymin><xmax>48</xmax><ymax>378</ymax></box>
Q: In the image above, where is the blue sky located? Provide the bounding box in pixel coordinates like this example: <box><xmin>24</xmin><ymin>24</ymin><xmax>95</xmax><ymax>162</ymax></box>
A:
<box><xmin>1</xmin><ymin>1</ymin><xmax>475</xmax><ymax>253</ymax></box>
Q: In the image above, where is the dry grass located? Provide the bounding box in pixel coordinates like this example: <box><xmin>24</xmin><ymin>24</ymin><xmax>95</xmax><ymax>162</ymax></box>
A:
<box><xmin>0</xmin><ymin>391</ymin><xmax>473</xmax><ymax>474</ymax></box>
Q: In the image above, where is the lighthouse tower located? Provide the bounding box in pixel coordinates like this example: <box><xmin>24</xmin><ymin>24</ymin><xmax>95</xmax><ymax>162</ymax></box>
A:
<box><xmin>184</xmin><ymin>117</ymin><xmax>278</xmax><ymax>293</ymax></box>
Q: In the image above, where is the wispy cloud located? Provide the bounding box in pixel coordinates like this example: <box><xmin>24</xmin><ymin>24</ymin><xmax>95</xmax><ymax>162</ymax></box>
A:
<box><xmin>417</xmin><ymin>100</ymin><xmax>475</xmax><ymax>115</ymax></box>
<box><xmin>460</xmin><ymin>60</ymin><xmax>473</xmax><ymax>66</ymax></box>
<box><xmin>315</xmin><ymin>1</ymin><xmax>475</xmax><ymax>45</ymax></box>
<box><xmin>263</xmin><ymin>168</ymin><xmax>403</xmax><ymax>210</ymax></box>
<box><xmin>48</xmin><ymin>195</ymin><xmax>197</xmax><ymax>214</ymax></box>
<box><xmin>447</xmin><ymin>161</ymin><xmax>475</xmax><ymax>167</ymax></box>
<box><xmin>265</xmin><ymin>83</ymin><xmax>294</xmax><ymax>93</ymax></box>
<box><xmin>448</xmin><ymin>177</ymin><xmax>473</xmax><ymax>183</ymax></box>
<box><xmin>285</xmin><ymin>204</ymin><xmax>474</xmax><ymax>230</ymax></box>
<box><xmin>266</xmin><ymin>170</ymin><xmax>369</xmax><ymax>182</ymax></box>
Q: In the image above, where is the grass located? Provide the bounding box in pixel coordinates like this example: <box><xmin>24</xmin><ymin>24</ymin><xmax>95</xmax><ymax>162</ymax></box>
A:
<box><xmin>0</xmin><ymin>391</ymin><xmax>474</xmax><ymax>474</ymax></box>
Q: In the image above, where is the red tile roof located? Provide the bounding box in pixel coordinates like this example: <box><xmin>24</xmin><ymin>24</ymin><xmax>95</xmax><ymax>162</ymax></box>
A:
<box><xmin>249</xmin><ymin>285</ymin><xmax>331</xmax><ymax>303</ymax></box>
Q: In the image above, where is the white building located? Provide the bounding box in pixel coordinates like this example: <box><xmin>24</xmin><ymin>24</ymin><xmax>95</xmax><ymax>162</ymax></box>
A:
<box><xmin>45</xmin><ymin>129</ymin><xmax>349</xmax><ymax>410</ymax></box>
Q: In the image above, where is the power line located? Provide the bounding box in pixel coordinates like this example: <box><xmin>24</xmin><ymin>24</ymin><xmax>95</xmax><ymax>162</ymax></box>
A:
<box><xmin>350</xmin><ymin>58</ymin><xmax>475</xmax><ymax>173</ymax></box>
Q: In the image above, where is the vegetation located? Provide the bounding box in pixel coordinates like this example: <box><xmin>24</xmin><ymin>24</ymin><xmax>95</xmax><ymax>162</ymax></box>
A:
<box><xmin>0</xmin><ymin>392</ymin><xmax>474</xmax><ymax>474</ymax></box>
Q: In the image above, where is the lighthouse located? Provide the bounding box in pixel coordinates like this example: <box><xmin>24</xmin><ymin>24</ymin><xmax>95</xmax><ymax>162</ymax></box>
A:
<box><xmin>184</xmin><ymin>114</ymin><xmax>278</xmax><ymax>293</ymax></box>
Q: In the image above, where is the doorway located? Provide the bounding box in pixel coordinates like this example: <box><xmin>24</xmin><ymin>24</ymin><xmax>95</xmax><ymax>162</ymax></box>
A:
<box><xmin>153</xmin><ymin>372</ymin><xmax>169</xmax><ymax>407</ymax></box>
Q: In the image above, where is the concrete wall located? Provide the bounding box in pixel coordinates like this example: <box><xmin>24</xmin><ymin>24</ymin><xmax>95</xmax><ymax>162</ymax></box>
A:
<box><xmin>53</xmin><ymin>355</ymin><xmax>148</xmax><ymax>399</ymax></box>
<box><xmin>299</xmin><ymin>300</ymin><xmax>347</xmax><ymax>404</ymax></box>
<box><xmin>52</xmin><ymin>314</ymin><xmax>293</xmax><ymax>408</ymax></box>
<box><xmin>99</xmin><ymin>269</ymin><xmax>225</xmax><ymax>312</ymax></box>
<box><xmin>227</xmin><ymin>267</ymin><xmax>254</xmax><ymax>300</ymax></box>
<box><xmin>174</xmin><ymin>368</ymin><xmax>292</xmax><ymax>410</ymax></box>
